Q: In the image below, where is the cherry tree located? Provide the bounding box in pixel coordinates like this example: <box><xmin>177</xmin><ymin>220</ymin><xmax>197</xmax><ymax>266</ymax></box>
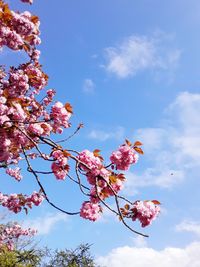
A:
<box><xmin>0</xmin><ymin>222</ymin><xmax>36</xmax><ymax>251</ymax></box>
<box><xmin>0</xmin><ymin>0</ymin><xmax>160</xmax><ymax>249</ymax></box>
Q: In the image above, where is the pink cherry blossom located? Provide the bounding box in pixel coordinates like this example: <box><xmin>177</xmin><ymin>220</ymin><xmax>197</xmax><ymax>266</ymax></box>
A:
<box><xmin>80</xmin><ymin>201</ymin><xmax>102</xmax><ymax>221</ymax></box>
<box><xmin>110</xmin><ymin>144</ymin><xmax>139</xmax><ymax>170</ymax></box>
<box><xmin>6</xmin><ymin>167</ymin><xmax>22</xmax><ymax>181</ymax></box>
<box><xmin>0</xmin><ymin>222</ymin><xmax>36</xmax><ymax>251</ymax></box>
<box><xmin>51</xmin><ymin>162</ymin><xmax>68</xmax><ymax>180</ymax></box>
<box><xmin>0</xmin><ymin>0</ymin><xmax>160</xmax><ymax>240</ymax></box>
<box><xmin>77</xmin><ymin>150</ymin><xmax>102</xmax><ymax>172</ymax></box>
<box><xmin>50</xmin><ymin>102</ymin><xmax>71</xmax><ymax>133</ymax></box>
<box><xmin>131</xmin><ymin>201</ymin><xmax>160</xmax><ymax>227</ymax></box>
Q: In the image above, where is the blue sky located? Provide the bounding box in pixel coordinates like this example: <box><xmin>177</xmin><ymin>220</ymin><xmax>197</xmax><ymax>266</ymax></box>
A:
<box><xmin>1</xmin><ymin>0</ymin><xmax>200</xmax><ymax>265</ymax></box>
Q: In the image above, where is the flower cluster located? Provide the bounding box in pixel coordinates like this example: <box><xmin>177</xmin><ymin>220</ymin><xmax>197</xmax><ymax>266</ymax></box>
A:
<box><xmin>0</xmin><ymin>0</ymin><xmax>54</xmax><ymax>169</ymax></box>
<box><xmin>6</xmin><ymin>167</ymin><xmax>22</xmax><ymax>181</ymax></box>
<box><xmin>77</xmin><ymin>149</ymin><xmax>127</xmax><ymax>220</ymax></box>
<box><xmin>80</xmin><ymin>201</ymin><xmax>102</xmax><ymax>221</ymax></box>
<box><xmin>50</xmin><ymin>102</ymin><xmax>72</xmax><ymax>133</ymax></box>
<box><xmin>0</xmin><ymin>60</ymin><xmax>72</xmax><ymax>167</ymax></box>
<box><xmin>0</xmin><ymin>191</ymin><xmax>44</xmax><ymax>213</ymax></box>
<box><xmin>51</xmin><ymin>150</ymin><xmax>69</xmax><ymax>180</ymax></box>
<box><xmin>0</xmin><ymin>1</ymin><xmax>73</xmax><ymax>219</ymax></box>
<box><xmin>110</xmin><ymin>144</ymin><xmax>139</xmax><ymax>171</ymax></box>
<box><xmin>121</xmin><ymin>201</ymin><xmax>160</xmax><ymax>227</ymax></box>
<box><xmin>0</xmin><ymin>223</ymin><xmax>36</xmax><ymax>251</ymax></box>
<box><xmin>0</xmin><ymin>2</ymin><xmax>40</xmax><ymax>52</ymax></box>
<box><xmin>0</xmin><ymin>0</ymin><xmax>161</xmax><ymax>238</ymax></box>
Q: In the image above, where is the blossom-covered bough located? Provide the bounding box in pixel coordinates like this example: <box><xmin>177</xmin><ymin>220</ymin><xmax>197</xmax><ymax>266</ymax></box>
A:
<box><xmin>0</xmin><ymin>222</ymin><xmax>36</xmax><ymax>251</ymax></box>
<box><xmin>0</xmin><ymin>0</ymin><xmax>160</xmax><ymax>247</ymax></box>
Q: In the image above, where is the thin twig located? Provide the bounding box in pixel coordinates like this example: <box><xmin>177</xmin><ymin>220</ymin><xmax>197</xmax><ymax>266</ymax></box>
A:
<box><xmin>96</xmin><ymin>175</ymin><xmax>149</xmax><ymax>237</ymax></box>
<box><xmin>16</xmin><ymin>126</ymin><xmax>49</xmax><ymax>160</ymax></box>
<box><xmin>56</xmin><ymin>124</ymin><xmax>83</xmax><ymax>144</ymax></box>
<box><xmin>75</xmin><ymin>162</ymin><xmax>90</xmax><ymax>196</ymax></box>
<box><xmin>67</xmin><ymin>173</ymin><xmax>90</xmax><ymax>192</ymax></box>
<box><xmin>22</xmin><ymin>147</ymin><xmax>80</xmax><ymax>216</ymax></box>
<box><xmin>35</xmin><ymin>136</ymin><xmax>149</xmax><ymax>236</ymax></box>
<box><xmin>95</xmin><ymin>177</ymin><xmax>119</xmax><ymax>216</ymax></box>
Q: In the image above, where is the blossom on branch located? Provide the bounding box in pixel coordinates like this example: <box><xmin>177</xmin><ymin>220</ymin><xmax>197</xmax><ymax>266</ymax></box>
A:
<box><xmin>0</xmin><ymin>222</ymin><xmax>36</xmax><ymax>251</ymax></box>
<box><xmin>0</xmin><ymin>0</ymin><xmax>160</xmax><ymax>239</ymax></box>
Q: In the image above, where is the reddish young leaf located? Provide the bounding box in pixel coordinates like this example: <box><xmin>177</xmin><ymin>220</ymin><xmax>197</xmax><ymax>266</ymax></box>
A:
<box><xmin>31</xmin><ymin>15</ymin><xmax>39</xmax><ymax>24</ymax></box>
<box><xmin>93</xmin><ymin>149</ymin><xmax>101</xmax><ymax>154</ymax></box>
<box><xmin>125</xmin><ymin>139</ymin><xmax>132</xmax><ymax>146</ymax></box>
<box><xmin>134</xmin><ymin>147</ymin><xmax>144</xmax><ymax>154</ymax></box>
<box><xmin>124</xmin><ymin>204</ymin><xmax>130</xmax><ymax>210</ymax></box>
<box><xmin>134</xmin><ymin>141</ymin><xmax>143</xmax><ymax>146</ymax></box>
<box><xmin>63</xmin><ymin>150</ymin><xmax>71</xmax><ymax>158</ymax></box>
<box><xmin>23</xmin><ymin>43</ymin><xmax>31</xmax><ymax>52</ymax></box>
<box><xmin>64</xmin><ymin>164</ymin><xmax>70</xmax><ymax>172</ymax></box>
<box><xmin>109</xmin><ymin>175</ymin><xmax>117</xmax><ymax>183</ymax></box>
<box><xmin>65</xmin><ymin>103</ymin><xmax>73</xmax><ymax>113</ymax></box>
<box><xmin>152</xmin><ymin>200</ymin><xmax>161</xmax><ymax>205</ymax></box>
<box><xmin>3</xmin><ymin>4</ymin><xmax>12</xmax><ymax>20</ymax></box>
<box><xmin>93</xmin><ymin>149</ymin><xmax>104</xmax><ymax>161</ymax></box>
<box><xmin>117</xmin><ymin>173</ymin><xmax>126</xmax><ymax>181</ymax></box>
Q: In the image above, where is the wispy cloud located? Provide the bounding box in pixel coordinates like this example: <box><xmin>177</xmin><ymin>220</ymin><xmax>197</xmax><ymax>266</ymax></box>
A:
<box><xmin>124</xmin><ymin>169</ymin><xmax>184</xmax><ymax>195</ymax></box>
<box><xmin>23</xmin><ymin>213</ymin><xmax>68</xmax><ymax>235</ymax></box>
<box><xmin>88</xmin><ymin>126</ymin><xmax>125</xmax><ymax>141</ymax></box>
<box><xmin>176</xmin><ymin>220</ymin><xmax>200</xmax><ymax>236</ymax></box>
<box><xmin>96</xmin><ymin>242</ymin><xmax>200</xmax><ymax>267</ymax></box>
<box><xmin>83</xmin><ymin>79</ymin><xmax>95</xmax><ymax>93</ymax></box>
<box><xmin>103</xmin><ymin>32</ymin><xmax>181</xmax><ymax>79</ymax></box>
<box><xmin>123</xmin><ymin>91</ymin><xmax>200</xmax><ymax>194</ymax></box>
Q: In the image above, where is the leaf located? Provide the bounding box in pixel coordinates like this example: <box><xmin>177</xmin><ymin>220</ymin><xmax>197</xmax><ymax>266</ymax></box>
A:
<box><xmin>64</xmin><ymin>164</ymin><xmax>70</xmax><ymax>172</ymax></box>
<box><xmin>2</xmin><ymin>4</ymin><xmax>12</xmax><ymax>21</ymax></box>
<box><xmin>134</xmin><ymin>147</ymin><xmax>144</xmax><ymax>154</ymax></box>
<box><xmin>134</xmin><ymin>141</ymin><xmax>143</xmax><ymax>146</ymax></box>
<box><xmin>93</xmin><ymin>149</ymin><xmax>103</xmax><ymax>161</ymax></box>
<box><xmin>24</xmin><ymin>35</ymin><xmax>34</xmax><ymax>42</ymax></box>
<box><xmin>63</xmin><ymin>150</ymin><xmax>71</xmax><ymax>157</ymax></box>
<box><xmin>109</xmin><ymin>175</ymin><xmax>117</xmax><ymax>183</ymax></box>
<box><xmin>124</xmin><ymin>204</ymin><xmax>130</xmax><ymax>210</ymax></box>
<box><xmin>3</xmin><ymin>88</ymin><xmax>9</xmax><ymax>98</ymax></box>
<box><xmin>65</xmin><ymin>102</ymin><xmax>73</xmax><ymax>113</ymax></box>
<box><xmin>0</xmin><ymin>2</ymin><xmax>4</xmax><ymax>8</ymax></box>
<box><xmin>117</xmin><ymin>173</ymin><xmax>126</xmax><ymax>181</ymax></box>
<box><xmin>152</xmin><ymin>200</ymin><xmax>161</xmax><ymax>205</ymax></box>
<box><xmin>43</xmin><ymin>73</ymin><xmax>49</xmax><ymax>81</ymax></box>
<box><xmin>31</xmin><ymin>15</ymin><xmax>39</xmax><ymax>24</ymax></box>
<box><xmin>93</xmin><ymin>149</ymin><xmax>101</xmax><ymax>154</ymax></box>
<box><xmin>23</xmin><ymin>43</ymin><xmax>31</xmax><ymax>52</ymax></box>
<box><xmin>125</xmin><ymin>139</ymin><xmax>132</xmax><ymax>146</ymax></box>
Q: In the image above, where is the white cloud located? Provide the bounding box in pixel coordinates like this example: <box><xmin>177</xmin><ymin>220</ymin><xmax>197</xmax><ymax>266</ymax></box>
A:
<box><xmin>123</xmin><ymin>91</ymin><xmax>200</xmax><ymax>194</ymax></box>
<box><xmin>103</xmin><ymin>32</ymin><xmax>181</xmax><ymax>79</ymax></box>
<box><xmin>23</xmin><ymin>213</ymin><xmax>68</xmax><ymax>235</ymax></box>
<box><xmin>88</xmin><ymin>126</ymin><xmax>124</xmax><ymax>141</ymax></box>
<box><xmin>176</xmin><ymin>220</ymin><xmax>200</xmax><ymax>236</ymax></box>
<box><xmin>124</xmin><ymin>168</ymin><xmax>184</xmax><ymax>195</ymax></box>
<box><xmin>83</xmin><ymin>79</ymin><xmax>95</xmax><ymax>93</ymax></box>
<box><xmin>167</xmin><ymin>92</ymin><xmax>200</xmax><ymax>160</ymax></box>
<box><xmin>96</xmin><ymin>242</ymin><xmax>200</xmax><ymax>267</ymax></box>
